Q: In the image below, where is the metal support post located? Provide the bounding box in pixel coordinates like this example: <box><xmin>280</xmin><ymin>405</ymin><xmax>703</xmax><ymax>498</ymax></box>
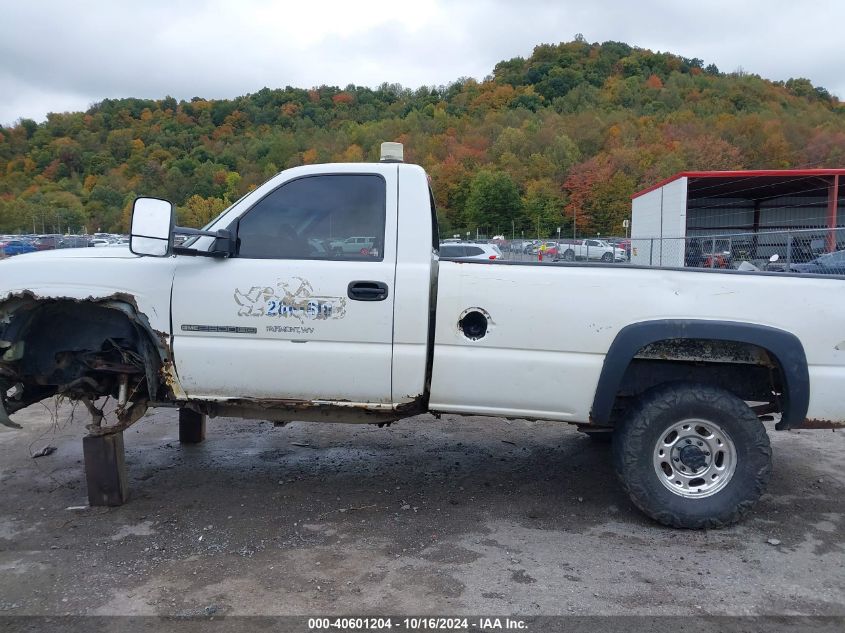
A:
<box><xmin>83</xmin><ymin>432</ymin><xmax>129</xmax><ymax>506</ymax></box>
<box><xmin>179</xmin><ymin>408</ymin><xmax>206</xmax><ymax>444</ymax></box>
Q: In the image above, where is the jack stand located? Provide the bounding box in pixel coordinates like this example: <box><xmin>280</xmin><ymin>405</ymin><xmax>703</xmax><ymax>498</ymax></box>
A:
<box><xmin>179</xmin><ymin>408</ymin><xmax>206</xmax><ymax>444</ymax></box>
<box><xmin>83</xmin><ymin>432</ymin><xmax>128</xmax><ymax>506</ymax></box>
<box><xmin>0</xmin><ymin>380</ymin><xmax>22</xmax><ymax>429</ymax></box>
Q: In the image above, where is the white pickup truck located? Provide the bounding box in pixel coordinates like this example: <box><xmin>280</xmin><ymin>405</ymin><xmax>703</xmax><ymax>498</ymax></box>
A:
<box><xmin>1</xmin><ymin>144</ymin><xmax>842</xmax><ymax>528</ymax></box>
<box><xmin>556</xmin><ymin>239</ymin><xmax>626</xmax><ymax>262</ymax></box>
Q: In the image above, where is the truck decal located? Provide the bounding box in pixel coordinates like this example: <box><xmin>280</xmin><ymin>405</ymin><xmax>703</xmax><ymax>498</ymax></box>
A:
<box><xmin>181</xmin><ymin>324</ymin><xmax>258</xmax><ymax>334</ymax></box>
<box><xmin>233</xmin><ymin>277</ymin><xmax>347</xmax><ymax>322</ymax></box>
<box><xmin>266</xmin><ymin>325</ymin><xmax>315</xmax><ymax>334</ymax></box>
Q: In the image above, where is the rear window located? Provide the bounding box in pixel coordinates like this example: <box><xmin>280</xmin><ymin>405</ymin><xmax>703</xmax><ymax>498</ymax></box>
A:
<box><xmin>440</xmin><ymin>244</ymin><xmax>465</xmax><ymax>257</ymax></box>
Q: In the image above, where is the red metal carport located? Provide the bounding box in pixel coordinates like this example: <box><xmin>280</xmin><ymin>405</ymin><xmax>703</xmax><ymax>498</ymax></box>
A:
<box><xmin>631</xmin><ymin>169</ymin><xmax>844</xmax><ymax>265</ymax></box>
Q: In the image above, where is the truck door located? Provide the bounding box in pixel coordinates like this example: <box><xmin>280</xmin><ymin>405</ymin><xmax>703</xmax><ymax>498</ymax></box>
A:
<box><xmin>170</xmin><ymin>170</ymin><xmax>397</xmax><ymax>405</ymax></box>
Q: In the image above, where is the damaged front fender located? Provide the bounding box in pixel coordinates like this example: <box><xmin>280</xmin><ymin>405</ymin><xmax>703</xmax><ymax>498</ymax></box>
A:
<box><xmin>0</xmin><ymin>293</ymin><xmax>178</xmax><ymax>430</ymax></box>
<box><xmin>0</xmin><ymin>252</ymin><xmax>180</xmax><ymax>429</ymax></box>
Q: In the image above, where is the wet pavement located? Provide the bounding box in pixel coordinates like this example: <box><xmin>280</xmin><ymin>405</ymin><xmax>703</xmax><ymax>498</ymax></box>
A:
<box><xmin>0</xmin><ymin>403</ymin><xmax>843</xmax><ymax>616</ymax></box>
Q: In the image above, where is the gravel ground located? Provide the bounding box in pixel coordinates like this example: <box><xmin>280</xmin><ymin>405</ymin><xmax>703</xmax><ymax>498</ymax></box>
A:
<box><xmin>0</xmin><ymin>403</ymin><xmax>843</xmax><ymax>617</ymax></box>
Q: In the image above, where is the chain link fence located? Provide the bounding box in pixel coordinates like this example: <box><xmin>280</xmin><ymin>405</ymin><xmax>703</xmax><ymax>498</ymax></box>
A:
<box><xmin>496</xmin><ymin>239</ymin><xmax>629</xmax><ymax>263</ymax></box>
<box><xmin>476</xmin><ymin>227</ymin><xmax>845</xmax><ymax>274</ymax></box>
<box><xmin>629</xmin><ymin>227</ymin><xmax>845</xmax><ymax>272</ymax></box>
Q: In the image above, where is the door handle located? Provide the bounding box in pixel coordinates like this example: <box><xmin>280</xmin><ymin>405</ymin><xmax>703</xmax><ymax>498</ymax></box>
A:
<box><xmin>347</xmin><ymin>281</ymin><xmax>389</xmax><ymax>301</ymax></box>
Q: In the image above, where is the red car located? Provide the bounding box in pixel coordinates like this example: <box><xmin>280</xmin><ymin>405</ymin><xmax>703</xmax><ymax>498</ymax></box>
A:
<box><xmin>538</xmin><ymin>242</ymin><xmax>559</xmax><ymax>257</ymax></box>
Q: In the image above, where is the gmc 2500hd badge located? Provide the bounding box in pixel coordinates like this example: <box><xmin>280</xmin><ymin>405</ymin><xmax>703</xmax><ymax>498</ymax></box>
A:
<box><xmin>233</xmin><ymin>277</ymin><xmax>347</xmax><ymax>321</ymax></box>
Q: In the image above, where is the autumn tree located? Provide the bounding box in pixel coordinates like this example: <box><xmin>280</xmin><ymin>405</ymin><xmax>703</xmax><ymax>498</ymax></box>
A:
<box><xmin>0</xmin><ymin>40</ymin><xmax>842</xmax><ymax>238</ymax></box>
<box><xmin>177</xmin><ymin>195</ymin><xmax>228</xmax><ymax>228</ymax></box>
<box><xmin>565</xmin><ymin>158</ymin><xmax>636</xmax><ymax>237</ymax></box>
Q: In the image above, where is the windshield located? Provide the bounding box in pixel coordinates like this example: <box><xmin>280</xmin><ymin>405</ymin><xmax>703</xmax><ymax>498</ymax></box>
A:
<box><xmin>179</xmin><ymin>192</ymin><xmax>250</xmax><ymax>248</ymax></box>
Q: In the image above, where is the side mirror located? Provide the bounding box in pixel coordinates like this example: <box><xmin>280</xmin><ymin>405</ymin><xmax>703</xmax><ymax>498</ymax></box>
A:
<box><xmin>130</xmin><ymin>197</ymin><xmax>174</xmax><ymax>257</ymax></box>
<box><xmin>211</xmin><ymin>230</ymin><xmax>236</xmax><ymax>257</ymax></box>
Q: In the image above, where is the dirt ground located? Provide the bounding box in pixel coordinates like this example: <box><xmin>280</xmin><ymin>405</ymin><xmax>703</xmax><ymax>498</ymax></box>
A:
<box><xmin>0</xmin><ymin>403</ymin><xmax>843</xmax><ymax>617</ymax></box>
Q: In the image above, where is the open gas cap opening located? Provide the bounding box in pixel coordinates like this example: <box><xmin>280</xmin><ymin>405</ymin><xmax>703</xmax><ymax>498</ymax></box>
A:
<box><xmin>459</xmin><ymin>309</ymin><xmax>489</xmax><ymax>340</ymax></box>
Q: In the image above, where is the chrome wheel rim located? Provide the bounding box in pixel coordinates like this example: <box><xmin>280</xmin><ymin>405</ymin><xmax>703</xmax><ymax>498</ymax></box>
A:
<box><xmin>652</xmin><ymin>418</ymin><xmax>737</xmax><ymax>498</ymax></box>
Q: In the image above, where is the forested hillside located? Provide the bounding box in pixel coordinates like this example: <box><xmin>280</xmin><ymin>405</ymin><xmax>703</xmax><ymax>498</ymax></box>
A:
<box><xmin>1</xmin><ymin>39</ymin><xmax>844</xmax><ymax>238</ymax></box>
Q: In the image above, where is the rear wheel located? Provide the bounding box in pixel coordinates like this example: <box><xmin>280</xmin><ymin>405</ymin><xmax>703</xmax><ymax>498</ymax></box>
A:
<box><xmin>612</xmin><ymin>383</ymin><xmax>772</xmax><ymax>529</ymax></box>
<box><xmin>562</xmin><ymin>249</ymin><xmax>575</xmax><ymax>261</ymax></box>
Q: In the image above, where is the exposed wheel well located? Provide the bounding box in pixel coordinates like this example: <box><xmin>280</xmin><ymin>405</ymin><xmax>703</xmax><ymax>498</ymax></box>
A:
<box><xmin>609</xmin><ymin>339</ymin><xmax>784</xmax><ymax>421</ymax></box>
<box><xmin>591</xmin><ymin>320</ymin><xmax>810</xmax><ymax>430</ymax></box>
<box><xmin>0</xmin><ymin>297</ymin><xmax>168</xmax><ymax>415</ymax></box>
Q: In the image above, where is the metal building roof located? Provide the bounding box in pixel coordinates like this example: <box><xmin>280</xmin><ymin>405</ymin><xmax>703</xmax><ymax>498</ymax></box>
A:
<box><xmin>631</xmin><ymin>169</ymin><xmax>845</xmax><ymax>200</ymax></box>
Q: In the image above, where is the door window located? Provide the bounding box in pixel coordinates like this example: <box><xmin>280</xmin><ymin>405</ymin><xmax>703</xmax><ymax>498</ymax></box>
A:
<box><xmin>236</xmin><ymin>174</ymin><xmax>386</xmax><ymax>260</ymax></box>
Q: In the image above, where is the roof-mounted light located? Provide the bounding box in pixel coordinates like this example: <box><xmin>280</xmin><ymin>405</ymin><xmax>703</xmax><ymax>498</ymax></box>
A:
<box><xmin>380</xmin><ymin>142</ymin><xmax>404</xmax><ymax>163</ymax></box>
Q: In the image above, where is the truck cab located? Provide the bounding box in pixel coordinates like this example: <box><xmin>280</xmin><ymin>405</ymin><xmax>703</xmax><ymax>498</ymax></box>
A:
<box><xmin>165</xmin><ymin>161</ymin><xmax>437</xmax><ymax>417</ymax></box>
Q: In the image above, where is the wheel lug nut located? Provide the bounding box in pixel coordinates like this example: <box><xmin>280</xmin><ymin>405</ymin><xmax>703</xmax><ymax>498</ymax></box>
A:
<box><xmin>673</xmin><ymin>458</ymin><xmax>680</xmax><ymax>462</ymax></box>
<box><xmin>697</xmin><ymin>441</ymin><xmax>703</xmax><ymax>446</ymax></box>
<box><xmin>705</xmin><ymin>452</ymin><xmax>710</xmax><ymax>456</ymax></box>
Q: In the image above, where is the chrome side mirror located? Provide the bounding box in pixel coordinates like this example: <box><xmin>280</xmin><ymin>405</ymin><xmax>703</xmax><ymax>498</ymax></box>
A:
<box><xmin>130</xmin><ymin>197</ymin><xmax>174</xmax><ymax>257</ymax></box>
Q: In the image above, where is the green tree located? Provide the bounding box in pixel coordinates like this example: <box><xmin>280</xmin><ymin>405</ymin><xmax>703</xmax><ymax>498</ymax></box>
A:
<box><xmin>464</xmin><ymin>170</ymin><xmax>523</xmax><ymax>236</ymax></box>
<box><xmin>523</xmin><ymin>179</ymin><xmax>567</xmax><ymax>237</ymax></box>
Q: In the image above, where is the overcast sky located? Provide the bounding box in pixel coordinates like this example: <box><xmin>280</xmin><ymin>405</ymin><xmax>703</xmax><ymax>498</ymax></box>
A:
<box><xmin>2</xmin><ymin>0</ymin><xmax>843</xmax><ymax>125</ymax></box>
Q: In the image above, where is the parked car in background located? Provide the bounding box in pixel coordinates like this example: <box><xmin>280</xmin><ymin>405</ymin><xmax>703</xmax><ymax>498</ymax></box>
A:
<box><xmin>788</xmin><ymin>250</ymin><xmax>845</xmax><ymax>275</ymax></box>
<box><xmin>555</xmin><ymin>239</ymin><xmax>626</xmax><ymax>262</ymax></box>
<box><xmin>685</xmin><ymin>238</ymin><xmax>733</xmax><ymax>269</ymax></box>
<box><xmin>330</xmin><ymin>236</ymin><xmax>376</xmax><ymax>255</ymax></box>
<box><xmin>607</xmin><ymin>238</ymin><xmax>631</xmax><ymax>260</ymax></box>
<box><xmin>35</xmin><ymin>235</ymin><xmax>63</xmax><ymax>250</ymax></box>
<box><xmin>439</xmin><ymin>243</ymin><xmax>502</xmax><ymax>260</ymax></box>
<box><xmin>61</xmin><ymin>235</ymin><xmax>94</xmax><ymax>248</ymax></box>
<box><xmin>538</xmin><ymin>242</ymin><xmax>559</xmax><ymax>258</ymax></box>
<box><xmin>0</xmin><ymin>239</ymin><xmax>37</xmax><ymax>257</ymax></box>
<box><xmin>505</xmin><ymin>240</ymin><xmax>530</xmax><ymax>254</ymax></box>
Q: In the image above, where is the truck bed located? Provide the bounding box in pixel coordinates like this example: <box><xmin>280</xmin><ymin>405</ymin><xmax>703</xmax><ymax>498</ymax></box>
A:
<box><xmin>429</xmin><ymin>260</ymin><xmax>843</xmax><ymax>424</ymax></box>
